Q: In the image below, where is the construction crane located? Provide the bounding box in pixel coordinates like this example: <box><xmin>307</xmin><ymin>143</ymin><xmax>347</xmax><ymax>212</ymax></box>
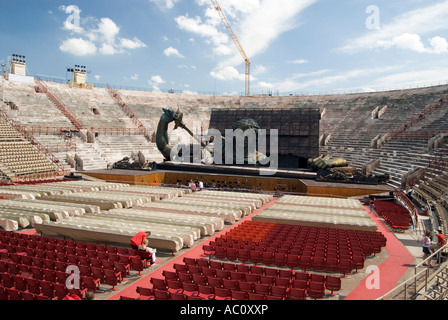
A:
<box><xmin>210</xmin><ymin>0</ymin><xmax>250</xmax><ymax>96</ymax></box>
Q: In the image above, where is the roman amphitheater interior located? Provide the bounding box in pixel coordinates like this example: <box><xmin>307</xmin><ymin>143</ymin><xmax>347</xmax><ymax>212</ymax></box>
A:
<box><xmin>0</xmin><ymin>64</ymin><xmax>447</xmax><ymax>302</ymax></box>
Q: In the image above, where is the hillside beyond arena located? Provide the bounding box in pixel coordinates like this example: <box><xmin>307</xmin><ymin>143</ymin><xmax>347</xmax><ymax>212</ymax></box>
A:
<box><xmin>0</xmin><ymin>75</ymin><xmax>447</xmax><ymax>304</ymax></box>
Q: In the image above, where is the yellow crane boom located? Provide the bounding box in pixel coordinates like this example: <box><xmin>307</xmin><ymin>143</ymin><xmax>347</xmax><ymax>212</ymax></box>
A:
<box><xmin>210</xmin><ymin>0</ymin><xmax>250</xmax><ymax>96</ymax></box>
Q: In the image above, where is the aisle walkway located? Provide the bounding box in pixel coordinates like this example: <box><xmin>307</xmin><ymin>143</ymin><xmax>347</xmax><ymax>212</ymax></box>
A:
<box><xmin>344</xmin><ymin>207</ymin><xmax>416</xmax><ymax>300</ymax></box>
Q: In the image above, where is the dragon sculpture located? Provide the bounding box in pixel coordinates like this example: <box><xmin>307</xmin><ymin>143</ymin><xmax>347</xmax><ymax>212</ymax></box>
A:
<box><xmin>156</xmin><ymin>108</ymin><xmax>267</xmax><ymax>165</ymax></box>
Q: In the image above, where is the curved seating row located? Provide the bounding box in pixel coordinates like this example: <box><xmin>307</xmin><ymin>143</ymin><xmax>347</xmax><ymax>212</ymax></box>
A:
<box><xmin>204</xmin><ymin>221</ymin><xmax>386</xmax><ymax>274</ymax></box>
<box><xmin>374</xmin><ymin>200</ymin><xmax>412</xmax><ymax>231</ymax></box>
<box><xmin>0</xmin><ymin>229</ymin><xmax>152</xmax><ymax>300</ymax></box>
<box><xmin>139</xmin><ymin>257</ymin><xmax>341</xmax><ymax>300</ymax></box>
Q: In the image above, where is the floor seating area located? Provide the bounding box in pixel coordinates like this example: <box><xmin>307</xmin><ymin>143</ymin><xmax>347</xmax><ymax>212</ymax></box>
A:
<box><xmin>206</xmin><ymin>221</ymin><xmax>387</xmax><ymax>275</ymax></box>
<box><xmin>134</xmin><ymin>190</ymin><xmax>272</xmax><ymax>225</ymax></box>
<box><xmin>253</xmin><ymin>195</ymin><xmax>378</xmax><ymax>232</ymax></box>
<box><xmin>0</xmin><ymin>229</ymin><xmax>151</xmax><ymax>300</ymax></box>
<box><xmin>0</xmin><ymin>181</ymin><xmax>271</xmax><ymax>254</ymax></box>
<box><xmin>123</xmin><ymin>256</ymin><xmax>342</xmax><ymax>300</ymax></box>
<box><xmin>373</xmin><ymin>200</ymin><xmax>413</xmax><ymax>231</ymax></box>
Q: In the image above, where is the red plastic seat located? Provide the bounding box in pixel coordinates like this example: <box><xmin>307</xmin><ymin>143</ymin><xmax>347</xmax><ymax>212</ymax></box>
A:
<box><xmin>183</xmin><ymin>257</ymin><xmax>197</xmax><ymax>266</ymax></box>
<box><xmin>163</xmin><ymin>270</ymin><xmax>179</xmax><ymax>281</ymax></box>
<box><xmin>136</xmin><ymin>286</ymin><xmax>154</xmax><ymax>300</ymax></box>
<box><xmin>130</xmin><ymin>256</ymin><xmax>149</xmax><ymax>275</ymax></box>
<box><xmin>214</xmin><ymin>287</ymin><xmax>231</xmax><ymax>300</ymax></box>
<box><xmin>292</xmin><ymin>279</ymin><xmax>308</xmax><ymax>290</ymax></box>
<box><xmin>324</xmin><ymin>257</ymin><xmax>340</xmax><ymax>273</ymax></box>
<box><xmin>207</xmin><ymin>277</ymin><xmax>223</xmax><ymax>288</ymax></box>
<box><xmin>167</xmin><ymin>280</ymin><xmax>184</xmax><ymax>294</ymax></box>
<box><xmin>170</xmin><ymin>292</ymin><xmax>187</xmax><ymax>300</ymax></box>
<box><xmin>248</xmin><ymin>292</ymin><xmax>264</xmax><ymax>300</ymax></box>
<box><xmin>53</xmin><ymin>282</ymin><xmax>70</xmax><ymax>300</ymax></box>
<box><xmin>338</xmin><ymin>259</ymin><xmax>354</xmax><ymax>276</ymax></box>
<box><xmin>153</xmin><ymin>289</ymin><xmax>170</xmax><ymax>300</ymax></box>
<box><xmin>192</xmin><ymin>274</ymin><xmax>207</xmax><ymax>286</ymax></box>
<box><xmin>275</xmin><ymin>277</ymin><xmax>291</xmax><ymax>288</ymax></box>
<box><xmin>289</xmin><ymin>288</ymin><xmax>307</xmax><ymax>300</ymax></box>
<box><xmin>222</xmin><ymin>279</ymin><xmax>238</xmax><ymax>291</ymax></box>
<box><xmin>299</xmin><ymin>255</ymin><xmax>313</xmax><ymax>271</ymax></box>
<box><xmin>264</xmin><ymin>267</ymin><xmax>279</xmax><ymax>277</ymax></box>
<box><xmin>104</xmin><ymin>269</ymin><xmax>122</xmax><ymax>291</ymax></box>
<box><xmin>174</xmin><ymin>263</ymin><xmax>188</xmax><ymax>273</ymax></box>
<box><xmin>249</xmin><ymin>250</ymin><xmax>262</xmax><ymax>264</ymax></box>
<box><xmin>325</xmin><ymin>276</ymin><xmax>342</xmax><ymax>294</ymax></box>
<box><xmin>231</xmin><ymin>290</ymin><xmax>248</xmax><ymax>300</ymax></box>
<box><xmin>196</xmin><ymin>285</ymin><xmax>215</xmax><ymax>300</ymax></box>
<box><xmin>25</xmin><ymin>278</ymin><xmax>41</xmax><ymax>295</ymax></box>
<box><xmin>1</xmin><ymin>273</ymin><xmax>14</xmax><ymax>288</ymax></box>
<box><xmin>150</xmin><ymin>277</ymin><xmax>167</xmax><ymax>291</ymax></box>
<box><xmin>254</xmin><ymin>283</ymin><xmax>271</xmax><ymax>295</ymax></box>
<box><xmin>261</xmin><ymin>252</ymin><xmax>274</xmax><ymax>266</ymax></box>
<box><xmin>202</xmin><ymin>244</ymin><xmax>215</xmax><ymax>257</ymax></box>
<box><xmin>81</xmin><ymin>276</ymin><xmax>101</xmax><ymax>292</ymax></box>
<box><xmin>308</xmin><ymin>281</ymin><xmax>325</xmax><ymax>300</ymax></box>
<box><xmin>39</xmin><ymin>280</ymin><xmax>55</xmax><ymax>299</ymax></box>
<box><xmin>114</xmin><ymin>261</ymin><xmax>131</xmax><ymax>279</ymax></box>
<box><xmin>7</xmin><ymin>288</ymin><xmax>22</xmax><ymax>300</ymax></box>
<box><xmin>13</xmin><ymin>275</ymin><xmax>27</xmax><ymax>291</ymax></box>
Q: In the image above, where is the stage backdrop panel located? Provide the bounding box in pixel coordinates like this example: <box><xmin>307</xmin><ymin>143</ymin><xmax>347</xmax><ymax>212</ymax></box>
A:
<box><xmin>209</xmin><ymin>108</ymin><xmax>320</xmax><ymax>169</ymax></box>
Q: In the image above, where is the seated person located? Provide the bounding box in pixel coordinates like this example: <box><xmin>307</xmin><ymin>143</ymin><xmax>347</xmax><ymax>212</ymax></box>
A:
<box><xmin>138</xmin><ymin>239</ymin><xmax>157</xmax><ymax>265</ymax></box>
<box><xmin>130</xmin><ymin>231</ymin><xmax>151</xmax><ymax>250</ymax></box>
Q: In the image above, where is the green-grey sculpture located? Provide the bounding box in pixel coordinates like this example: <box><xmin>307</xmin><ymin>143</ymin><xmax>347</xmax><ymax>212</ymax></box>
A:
<box><xmin>156</xmin><ymin>108</ymin><xmax>267</xmax><ymax>165</ymax></box>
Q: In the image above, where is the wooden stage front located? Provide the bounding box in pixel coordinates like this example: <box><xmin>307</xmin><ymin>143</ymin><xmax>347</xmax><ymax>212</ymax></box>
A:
<box><xmin>81</xmin><ymin>167</ymin><xmax>394</xmax><ymax>198</ymax></box>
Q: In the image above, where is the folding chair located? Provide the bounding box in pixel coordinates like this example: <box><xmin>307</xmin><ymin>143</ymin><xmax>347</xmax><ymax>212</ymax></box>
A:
<box><xmin>104</xmin><ymin>269</ymin><xmax>122</xmax><ymax>291</ymax></box>
<box><xmin>136</xmin><ymin>286</ymin><xmax>154</xmax><ymax>300</ymax></box>
<box><xmin>82</xmin><ymin>276</ymin><xmax>101</xmax><ymax>293</ymax></box>
<box><xmin>130</xmin><ymin>256</ymin><xmax>149</xmax><ymax>275</ymax></box>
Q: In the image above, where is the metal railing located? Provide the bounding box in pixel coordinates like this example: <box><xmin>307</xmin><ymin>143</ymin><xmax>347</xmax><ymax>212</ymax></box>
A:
<box><xmin>377</xmin><ymin>244</ymin><xmax>448</xmax><ymax>300</ymax></box>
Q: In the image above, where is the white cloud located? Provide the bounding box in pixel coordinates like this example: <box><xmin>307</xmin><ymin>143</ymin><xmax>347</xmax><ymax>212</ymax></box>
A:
<box><xmin>59</xmin><ymin>38</ymin><xmax>97</xmax><ymax>56</ymax></box>
<box><xmin>210</xmin><ymin>66</ymin><xmax>245</xmax><ymax>81</ymax></box>
<box><xmin>257</xmin><ymin>81</ymin><xmax>274</xmax><ymax>89</ymax></box>
<box><xmin>164</xmin><ymin>47</ymin><xmax>184</xmax><ymax>58</ymax></box>
<box><xmin>120</xmin><ymin>38</ymin><xmax>147</xmax><ymax>49</ymax></box>
<box><xmin>339</xmin><ymin>1</ymin><xmax>448</xmax><ymax>54</ymax></box>
<box><xmin>176</xmin><ymin>0</ymin><xmax>316</xmax><ymax>83</ymax></box>
<box><xmin>149</xmin><ymin>0</ymin><xmax>180</xmax><ymax>10</ymax></box>
<box><xmin>59</xmin><ymin>8</ymin><xmax>146</xmax><ymax>56</ymax></box>
<box><xmin>150</xmin><ymin>75</ymin><xmax>166</xmax><ymax>85</ymax></box>
<box><xmin>131</xmin><ymin>74</ymin><xmax>139</xmax><ymax>80</ymax></box>
<box><xmin>374</xmin><ymin>33</ymin><xmax>448</xmax><ymax>54</ymax></box>
<box><xmin>175</xmin><ymin>14</ymin><xmax>229</xmax><ymax>52</ymax></box>
<box><xmin>428</xmin><ymin>36</ymin><xmax>448</xmax><ymax>54</ymax></box>
<box><xmin>97</xmin><ymin>18</ymin><xmax>120</xmax><ymax>45</ymax></box>
<box><xmin>99</xmin><ymin>43</ymin><xmax>116</xmax><ymax>55</ymax></box>
<box><xmin>289</xmin><ymin>59</ymin><xmax>308</xmax><ymax>64</ymax></box>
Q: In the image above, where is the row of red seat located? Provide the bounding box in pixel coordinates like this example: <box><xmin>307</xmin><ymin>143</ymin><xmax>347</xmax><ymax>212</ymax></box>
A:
<box><xmin>374</xmin><ymin>201</ymin><xmax>412</xmax><ymax>230</ymax></box>
<box><xmin>0</xmin><ymin>230</ymin><xmax>137</xmax><ymax>257</ymax></box>
<box><xmin>203</xmin><ymin>221</ymin><xmax>386</xmax><ymax>274</ymax></box>
<box><xmin>0</xmin><ymin>230</ymin><xmax>152</xmax><ymax>300</ymax></box>
<box><xmin>0</xmin><ymin>271</ymin><xmax>90</xmax><ymax>300</ymax></box>
<box><xmin>140</xmin><ymin>257</ymin><xmax>341</xmax><ymax>300</ymax></box>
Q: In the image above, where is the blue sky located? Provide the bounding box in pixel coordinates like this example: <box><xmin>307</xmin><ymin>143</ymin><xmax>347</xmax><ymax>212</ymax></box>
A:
<box><xmin>1</xmin><ymin>0</ymin><xmax>448</xmax><ymax>95</ymax></box>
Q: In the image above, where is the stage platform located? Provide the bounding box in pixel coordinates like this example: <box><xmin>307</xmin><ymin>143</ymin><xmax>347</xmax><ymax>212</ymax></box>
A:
<box><xmin>81</xmin><ymin>164</ymin><xmax>394</xmax><ymax>198</ymax></box>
